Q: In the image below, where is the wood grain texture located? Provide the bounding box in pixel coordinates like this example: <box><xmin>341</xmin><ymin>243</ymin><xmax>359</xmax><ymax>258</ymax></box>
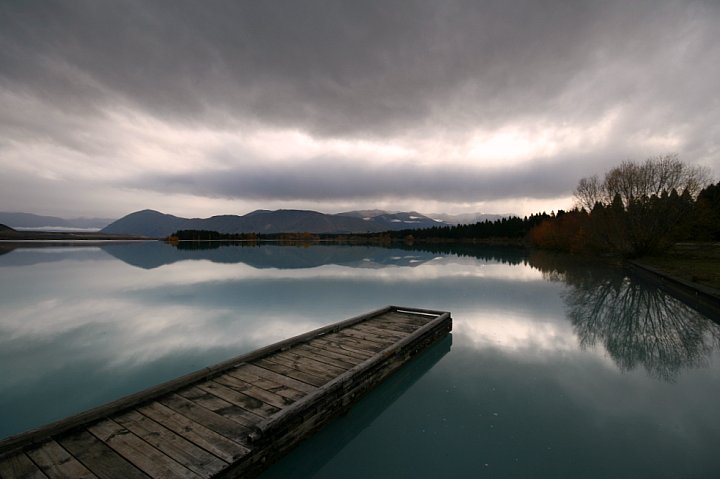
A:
<box><xmin>225</xmin><ymin>367</ymin><xmax>308</xmax><ymax>402</ymax></box>
<box><xmin>308</xmin><ymin>337</ymin><xmax>376</xmax><ymax>360</ymax></box>
<box><xmin>384</xmin><ymin>311</ymin><xmax>431</xmax><ymax>326</ymax></box>
<box><xmin>349</xmin><ymin>323</ymin><xmax>408</xmax><ymax>340</ymax></box>
<box><xmin>158</xmin><ymin>394</ymin><xmax>250</xmax><ymax>443</ymax></box>
<box><xmin>234</xmin><ymin>363</ymin><xmax>318</xmax><ymax>394</ymax></box>
<box><xmin>213</xmin><ymin>374</ymin><xmax>295</xmax><ymax>409</ymax></box>
<box><xmin>0</xmin><ymin>452</ymin><xmax>48</xmax><ymax>479</ymax></box>
<box><xmin>58</xmin><ymin>430</ymin><xmax>150</xmax><ymax>479</ymax></box>
<box><xmin>253</xmin><ymin>358</ymin><xmax>329</xmax><ymax>388</ymax></box>
<box><xmin>272</xmin><ymin>350</ymin><xmax>349</xmax><ymax>377</ymax></box>
<box><xmin>88</xmin><ymin>419</ymin><xmax>199</xmax><ymax>479</ymax></box>
<box><xmin>114</xmin><ymin>410</ymin><xmax>227</xmax><ymax>478</ymax></box>
<box><xmin>330</xmin><ymin>330</ymin><xmax>392</xmax><ymax>348</ymax></box>
<box><xmin>293</xmin><ymin>343</ymin><xmax>365</xmax><ymax>368</ymax></box>
<box><xmin>26</xmin><ymin>440</ymin><xmax>97</xmax><ymax>479</ymax></box>
<box><xmin>137</xmin><ymin>403</ymin><xmax>249</xmax><ymax>463</ymax></box>
<box><xmin>196</xmin><ymin>382</ymin><xmax>279</xmax><ymax>419</ymax></box>
<box><xmin>365</xmin><ymin>318</ymin><xmax>419</xmax><ymax>333</ymax></box>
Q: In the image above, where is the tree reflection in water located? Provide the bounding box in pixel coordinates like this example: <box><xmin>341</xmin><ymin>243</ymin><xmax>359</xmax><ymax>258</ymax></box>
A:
<box><xmin>529</xmin><ymin>251</ymin><xmax>720</xmax><ymax>382</ymax></box>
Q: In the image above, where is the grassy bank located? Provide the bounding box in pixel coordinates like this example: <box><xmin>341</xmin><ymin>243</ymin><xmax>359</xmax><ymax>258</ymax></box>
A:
<box><xmin>636</xmin><ymin>243</ymin><xmax>720</xmax><ymax>291</ymax></box>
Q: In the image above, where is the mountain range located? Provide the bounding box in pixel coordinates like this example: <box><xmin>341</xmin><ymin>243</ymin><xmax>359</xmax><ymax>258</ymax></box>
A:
<box><xmin>0</xmin><ymin>212</ymin><xmax>113</xmax><ymax>230</ymax></box>
<box><xmin>100</xmin><ymin>209</ymin><xmax>450</xmax><ymax>237</ymax></box>
<box><xmin>1</xmin><ymin>209</ymin><xmax>509</xmax><ymax>237</ymax></box>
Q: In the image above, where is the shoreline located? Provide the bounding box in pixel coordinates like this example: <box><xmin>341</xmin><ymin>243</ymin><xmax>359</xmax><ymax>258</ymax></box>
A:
<box><xmin>0</xmin><ymin>231</ymin><xmax>154</xmax><ymax>241</ymax></box>
<box><xmin>626</xmin><ymin>261</ymin><xmax>720</xmax><ymax>321</ymax></box>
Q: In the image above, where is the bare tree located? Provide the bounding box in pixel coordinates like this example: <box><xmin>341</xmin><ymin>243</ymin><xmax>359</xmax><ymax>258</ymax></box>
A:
<box><xmin>574</xmin><ymin>174</ymin><xmax>602</xmax><ymax>211</ymax></box>
<box><xmin>575</xmin><ymin>154</ymin><xmax>711</xmax><ymax>209</ymax></box>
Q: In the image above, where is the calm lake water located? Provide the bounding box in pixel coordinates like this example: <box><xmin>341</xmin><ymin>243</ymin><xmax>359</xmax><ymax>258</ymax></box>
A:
<box><xmin>1</xmin><ymin>242</ymin><xmax>719</xmax><ymax>478</ymax></box>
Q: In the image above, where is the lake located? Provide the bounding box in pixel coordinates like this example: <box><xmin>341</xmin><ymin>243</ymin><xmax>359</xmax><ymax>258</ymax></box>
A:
<box><xmin>1</xmin><ymin>241</ymin><xmax>719</xmax><ymax>478</ymax></box>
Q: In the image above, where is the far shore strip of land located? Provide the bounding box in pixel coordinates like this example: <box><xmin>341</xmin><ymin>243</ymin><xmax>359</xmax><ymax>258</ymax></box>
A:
<box><xmin>0</xmin><ymin>228</ymin><xmax>154</xmax><ymax>242</ymax></box>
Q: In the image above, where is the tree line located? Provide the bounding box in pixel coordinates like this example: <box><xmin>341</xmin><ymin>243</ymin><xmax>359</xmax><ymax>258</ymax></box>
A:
<box><xmin>169</xmin><ymin>230</ymin><xmax>259</xmax><ymax>241</ymax></box>
<box><xmin>395</xmin><ymin>213</ymin><xmax>551</xmax><ymax>241</ymax></box>
<box><xmin>530</xmin><ymin>155</ymin><xmax>718</xmax><ymax>257</ymax></box>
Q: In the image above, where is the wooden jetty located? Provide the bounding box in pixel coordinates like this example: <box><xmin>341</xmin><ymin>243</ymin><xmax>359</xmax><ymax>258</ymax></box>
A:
<box><xmin>0</xmin><ymin>306</ymin><xmax>452</xmax><ymax>478</ymax></box>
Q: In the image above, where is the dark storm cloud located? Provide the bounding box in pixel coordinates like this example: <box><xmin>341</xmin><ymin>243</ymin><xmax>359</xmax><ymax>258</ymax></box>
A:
<box><xmin>129</xmin><ymin>154</ymin><xmax>592</xmax><ymax>204</ymax></box>
<box><xmin>2</xmin><ymin>0</ymin><xmax>718</xmax><ymax>137</ymax></box>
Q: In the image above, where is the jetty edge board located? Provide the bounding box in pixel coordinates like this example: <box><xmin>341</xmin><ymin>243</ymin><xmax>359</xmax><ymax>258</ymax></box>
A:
<box><xmin>0</xmin><ymin>305</ymin><xmax>452</xmax><ymax>478</ymax></box>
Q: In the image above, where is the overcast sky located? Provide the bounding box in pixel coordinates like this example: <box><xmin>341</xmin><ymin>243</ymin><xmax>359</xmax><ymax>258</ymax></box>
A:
<box><xmin>1</xmin><ymin>0</ymin><xmax>718</xmax><ymax>219</ymax></box>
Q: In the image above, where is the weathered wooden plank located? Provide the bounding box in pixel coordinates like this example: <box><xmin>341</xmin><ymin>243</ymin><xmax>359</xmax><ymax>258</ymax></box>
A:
<box><xmin>331</xmin><ymin>329</ymin><xmax>392</xmax><ymax>348</ymax></box>
<box><xmin>272</xmin><ymin>350</ymin><xmax>349</xmax><ymax>377</ymax></box>
<box><xmin>58</xmin><ymin>430</ymin><xmax>150</xmax><ymax>479</ymax></box>
<box><xmin>309</xmin><ymin>337</ymin><xmax>376</xmax><ymax>360</ymax></box>
<box><xmin>293</xmin><ymin>343</ymin><xmax>364</xmax><ymax>368</ymax></box>
<box><xmin>137</xmin><ymin>402</ymin><xmax>249</xmax><ymax>464</ymax></box>
<box><xmin>225</xmin><ymin>368</ymin><xmax>307</xmax><ymax>402</ymax></box>
<box><xmin>114</xmin><ymin>410</ymin><xmax>226</xmax><ymax>478</ymax></box>
<box><xmin>350</xmin><ymin>323</ymin><xmax>409</xmax><ymax>340</ymax></box>
<box><xmin>0</xmin><ymin>452</ymin><xmax>48</xmax><ymax>479</ymax></box>
<box><xmin>288</xmin><ymin>345</ymin><xmax>358</xmax><ymax>370</ymax></box>
<box><xmin>363</xmin><ymin>323</ymin><xmax>418</xmax><ymax>337</ymax></box>
<box><xmin>173</xmin><ymin>387</ymin><xmax>258</xmax><ymax>432</ymax></box>
<box><xmin>383</xmin><ymin>311</ymin><xmax>432</xmax><ymax>325</ymax></box>
<box><xmin>88</xmin><ymin>419</ymin><xmax>199</xmax><ymax>479</ymax></box>
<box><xmin>234</xmin><ymin>363</ymin><xmax>318</xmax><ymax>394</ymax></box>
<box><xmin>26</xmin><ymin>440</ymin><xmax>97</xmax><ymax>479</ymax></box>
<box><xmin>213</xmin><ymin>373</ymin><xmax>295</xmax><ymax>409</ymax></box>
<box><xmin>197</xmin><ymin>382</ymin><xmax>280</xmax><ymax>419</ymax></box>
<box><xmin>353</xmin><ymin>319</ymin><xmax>409</xmax><ymax>333</ymax></box>
<box><xmin>253</xmin><ymin>358</ymin><xmax>328</xmax><ymax>388</ymax></box>
<box><xmin>364</xmin><ymin>318</ymin><xmax>419</xmax><ymax>333</ymax></box>
<box><xmin>262</xmin><ymin>354</ymin><xmax>338</xmax><ymax>382</ymax></box>
<box><xmin>321</xmin><ymin>332</ymin><xmax>389</xmax><ymax>353</ymax></box>
<box><xmin>343</xmin><ymin>329</ymin><xmax>402</xmax><ymax>353</ymax></box>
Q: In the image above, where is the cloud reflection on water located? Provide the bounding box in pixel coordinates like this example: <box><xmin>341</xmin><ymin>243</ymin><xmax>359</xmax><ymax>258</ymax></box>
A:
<box><xmin>1</xmin><ymin>242</ymin><xmax>719</xmax><ymax>442</ymax></box>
